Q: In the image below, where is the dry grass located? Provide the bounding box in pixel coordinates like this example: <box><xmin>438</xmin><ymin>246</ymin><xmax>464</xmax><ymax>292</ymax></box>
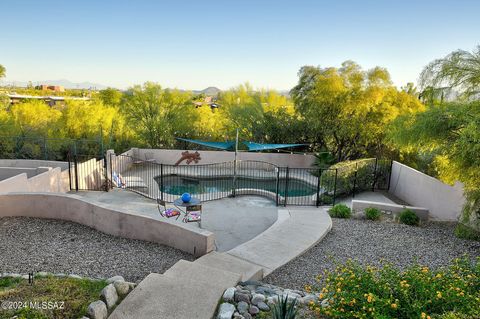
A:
<box><xmin>0</xmin><ymin>275</ymin><xmax>107</xmax><ymax>319</ymax></box>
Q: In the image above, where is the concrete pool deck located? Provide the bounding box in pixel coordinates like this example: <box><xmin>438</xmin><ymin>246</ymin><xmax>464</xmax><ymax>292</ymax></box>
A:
<box><xmin>74</xmin><ymin>189</ymin><xmax>278</xmax><ymax>251</ymax></box>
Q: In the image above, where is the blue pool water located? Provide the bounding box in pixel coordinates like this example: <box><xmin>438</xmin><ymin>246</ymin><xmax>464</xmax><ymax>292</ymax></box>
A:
<box><xmin>156</xmin><ymin>175</ymin><xmax>317</xmax><ymax>197</ymax></box>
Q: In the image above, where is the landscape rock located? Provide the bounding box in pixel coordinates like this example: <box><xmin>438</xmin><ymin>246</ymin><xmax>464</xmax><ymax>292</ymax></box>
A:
<box><xmin>106</xmin><ymin>275</ymin><xmax>125</xmax><ymax>284</ymax></box>
<box><xmin>248</xmin><ymin>305</ymin><xmax>259</xmax><ymax>315</ymax></box>
<box><xmin>223</xmin><ymin>287</ymin><xmax>236</xmax><ymax>302</ymax></box>
<box><xmin>234</xmin><ymin>292</ymin><xmax>250</xmax><ymax>303</ymax></box>
<box><xmin>217</xmin><ymin>302</ymin><xmax>235</xmax><ymax>319</ymax></box>
<box><xmin>237</xmin><ymin>301</ymin><xmax>249</xmax><ymax>314</ymax></box>
<box><xmin>101</xmin><ymin>283</ymin><xmax>119</xmax><ymax>309</ymax></box>
<box><xmin>257</xmin><ymin>301</ymin><xmax>270</xmax><ymax>311</ymax></box>
<box><xmin>114</xmin><ymin>280</ymin><xmax>130</xmax><ymax>297</ymax></box>
<box><xmin>267</xmin><ymin>296</ymin><xmax>277</xmax><ymax>305</ymax></box>
<box><xmin>321</xmin><ymin>298</ymin><xmax>330</xmax><ymax>308</ymax></box>
<box><xmin>68</xmin><ymin>274</ymin><xmax>83</xmax><ymax>279</ymax></box>
<box><xmin>303</xmin><ymin>294</ymin><xmax>317</xmax><ymax>303</ymax></box>
<box><xmin>243</xmin><ymin>313</ymin><xmax>252</xmax><ymax>319</ymax></box>
<box><xmin>87</xmin><ymin>300</ymin><xmax>108</xmax><ymax>319</ymax></box>
<box><xmin>127</xmin><ymin>282</ymin><xmax>137</xmax><ymax>290</ymax></box>
<box><xmin>233</xmin><ymin>312</ymin><xmax>244</xmax><ymax>319</ymax></box>
<box><xmin>251</xmin><ymin>293</ymin><xmax>265</xmax><ymax>305</ymax></box>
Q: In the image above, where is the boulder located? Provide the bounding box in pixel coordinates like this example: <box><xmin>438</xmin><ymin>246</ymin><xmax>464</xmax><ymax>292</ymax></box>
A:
<box><xmin>249</xmin><ymin>305</ymin><xmax>259</xmax><ymax>315</ymax></box>
<box><xmin>87</xmin><ymin>300</ymin><xmax>108</xmax><ymax>319</ymax></box>
<box><xmin>114</xmin><ymin>280</ymin><xmax>130</xmax><ymax>297</ymax></box>
<box><xmin>237</xmin><ymin>301</ymin><xmax>249</xmax><ymax>314</ymax></box>
<box><xmin>223</xmin><ymin>287</ymin><xmax>236</xmax><ymax>302</ymax></box>
<box><xmin>234</xmin><ymin>292</ymin><xmax>250</xmax><ymax>303</ymax></box>
<box><xmin>101</xmin><ymin>283</ymin><xmax>119</xmax><ymax>309</ymax></box>
<box><xmin>217</xmin><ymin>302</ymin><xmax>235</xmax><ymax>319</ymax></box>
<box><xmin>257</xmin><ymin>301</ymin><xmax>270</xmax><ymax>311</ymax></box>
<box><xmin>251</xmin><ymin>293</ymin><xmax>265</xmax><ymax>305</ymax></box>
<box><xmin>106</xmin><ymin>275</ymin><xmax>125</xmax><ymax>284</ymax></box>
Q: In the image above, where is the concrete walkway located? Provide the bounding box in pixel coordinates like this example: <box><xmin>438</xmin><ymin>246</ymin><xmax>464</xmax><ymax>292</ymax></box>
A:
<box><xmin>109</xmin><ymin>207</ymin><xmax>332</xmax><ymax>319</ymax></box>
<box><xmin>226</xmin><ymin>207</ymin><xmax>332</xmax><ymax>275</ymax></box>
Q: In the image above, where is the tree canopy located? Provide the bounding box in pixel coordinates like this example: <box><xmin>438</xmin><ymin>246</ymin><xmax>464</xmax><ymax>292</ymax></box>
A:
<box><xmin>291</xmin><ymin>61</ymin><xmax>424</xmax><ymax>161</ymax></box>
<box><xmin>420</xmin><ymin>46</ymin><xmax>480</xmax><ymax>101</ymax></box>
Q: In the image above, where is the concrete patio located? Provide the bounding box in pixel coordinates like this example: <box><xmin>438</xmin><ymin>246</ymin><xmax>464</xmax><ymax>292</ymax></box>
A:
<box><xmin>74</xmin><ymin>190</ymin><xmax>278</xmax><ymax>251</ymax></box>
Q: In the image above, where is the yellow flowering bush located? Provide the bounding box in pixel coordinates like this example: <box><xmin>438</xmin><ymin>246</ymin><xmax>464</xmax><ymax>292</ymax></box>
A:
<box><xmin>307</xmin><ymin>256</ymin><xmax>480</xmax><ymax>318</ymax></box>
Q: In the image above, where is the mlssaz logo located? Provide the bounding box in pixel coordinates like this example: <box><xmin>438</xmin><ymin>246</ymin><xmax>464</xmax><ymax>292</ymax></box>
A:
<box><xmin>175</xmin><ymin>151</ymin><xmax>201</xmax><ymax>166</ymax></box>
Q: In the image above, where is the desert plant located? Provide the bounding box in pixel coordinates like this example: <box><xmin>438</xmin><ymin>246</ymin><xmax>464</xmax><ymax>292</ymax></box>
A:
<box><xmin>399</xmin><ymin>209</ymin><xmax>420</xmax><ymax>226</ymax></box>
<box><xmin>308</xmin><ymin>256</ymin><xmax>480</xmax><ymax>319</ymax></box>
<box><xmin>365</xmin><ymin>207</ymin><xmax>382</xmax><ymax>220</ymax></box>
<box><xmin>455</xmin><ymin>223</ymin><xmax>480</xmax><ymax>241</ymax></box>
<box><xmin>329</xmin><ymin>204</ymin><xmax>352</xmax><ymax>218</ymax></box>
<box><xmin>272</xmin><ymin>294</ymin><xmax>298</xmax><ymax>319</ymax></box>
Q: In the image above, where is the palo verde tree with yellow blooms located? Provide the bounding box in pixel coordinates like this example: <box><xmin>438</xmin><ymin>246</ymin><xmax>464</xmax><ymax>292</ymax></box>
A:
<box><xmin>291</xmin><ymin>61</ymin><xmax>424</xmax><ymax>162</ymax></box>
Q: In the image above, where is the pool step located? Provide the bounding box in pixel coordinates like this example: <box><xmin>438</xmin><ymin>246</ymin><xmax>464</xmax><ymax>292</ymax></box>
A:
<box><xmin>109</xmin><ymin>259</ymin><xmax>241</xmax><ymax>319</ymax></box>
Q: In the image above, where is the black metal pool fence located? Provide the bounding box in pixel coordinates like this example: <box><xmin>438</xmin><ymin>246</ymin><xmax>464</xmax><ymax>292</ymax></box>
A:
<box><xmin>111</xmin><ymin>154</ymin><xmax>392</xmax><ymax>207</ymax></box>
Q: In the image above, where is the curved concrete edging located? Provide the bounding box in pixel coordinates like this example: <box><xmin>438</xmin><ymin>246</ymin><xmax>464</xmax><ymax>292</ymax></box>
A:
<box><xmin>225</xmin><ymin>207</ymin><xmax>332</xmax><ymax>276</ymax></box>
<box><xmin>0</xmin><ymin>193</ymin><xmax>214</xmax><ymax>256</ymax></box>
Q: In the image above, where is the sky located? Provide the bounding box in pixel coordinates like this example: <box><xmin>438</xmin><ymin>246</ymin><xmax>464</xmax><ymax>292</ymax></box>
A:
<box><xmin>1</xmin><ymin>0</ymin><xmax>479</xmax><ymax>91</ymax></box>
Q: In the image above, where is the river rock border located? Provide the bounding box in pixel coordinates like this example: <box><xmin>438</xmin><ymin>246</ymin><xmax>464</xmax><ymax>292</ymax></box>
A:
<box><xmin>217</xmin><ymin>281</ymin><xmax>319</xmax><ymax>319</ymax></box>
<box><xmin>0</xmin><ymin>272</ymin><xmax>137</xmax><ymax>319</ymax></box>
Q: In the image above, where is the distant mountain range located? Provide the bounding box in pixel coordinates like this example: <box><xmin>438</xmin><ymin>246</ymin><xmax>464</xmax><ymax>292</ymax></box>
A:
<box><xmin>2</xmin><ymin>80</ymin><xmax>289</xmax><ymax>97</ymax></box>
<box><xmin>192</xmin><ymin>86</ymin><xmax>221</xmax><ymax>96</ymax></box>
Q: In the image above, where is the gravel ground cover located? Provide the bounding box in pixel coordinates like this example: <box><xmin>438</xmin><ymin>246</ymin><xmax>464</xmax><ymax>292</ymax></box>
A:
<box><xmin>0</xmin><ymin>217</ymin><xmax>194</xmax><ymax>282</ymax></box>
<box><xmin>265</xmin><ymin>218</ymin><xmax>480</xmax><ymax>290</ymax></box>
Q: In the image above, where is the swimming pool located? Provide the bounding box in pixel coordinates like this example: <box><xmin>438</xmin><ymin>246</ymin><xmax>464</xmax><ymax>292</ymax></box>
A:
<box><xmin>155</xmin><ymin>175</ymin><xmax>317</xmax><ymax>197</ymax></box>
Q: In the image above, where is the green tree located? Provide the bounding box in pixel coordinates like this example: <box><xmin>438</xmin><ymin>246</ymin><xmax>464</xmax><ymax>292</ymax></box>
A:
<box><xmin>0</xmin><ymin>64</ymin><xmax>5</xmax><ymax>78</ymax></box>
<box><xmin>121</xmin><ymin>82</ymin><xmax>195</xmax><ymax>148</ymax></box>
<box><xmin>98</xmin><ymin>87</ymin><xmax>123</xmax><ymax>107</ymax></box>
<box><xmin>391</xmin><ymin>46</ymin><xmax>480</xmax><ymax>236</ymax></box>
<box><xmin>291</xmin><ymin>61</ymin><xmax>424</xmax><ymax>161</ymax></box>
<box><xmin>389</xmin><ymin>101</ymin><xmax>480</xmax><ymax>234</ymax></box>
<box><xmin>420</xmin><ymin>45</ymin><xmax>480</xmax><ymax>101</ymax></box>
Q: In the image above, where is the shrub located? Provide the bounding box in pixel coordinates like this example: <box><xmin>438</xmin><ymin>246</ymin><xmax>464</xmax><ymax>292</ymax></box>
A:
<box><xmin>307</xmin><ymin>256</ymin><xmax>480</xmax><ymax>319</ymax></box>
<box><xmin>399</xmin><ymin>209</ymin><xmax>420</xmax><ymax>226</ymax></box>
<box><xmin>455</xmin><ymin>223</ymin><xmax>480</xmax><ymax>241</ymax></box>
<box><xmin>272</xmin><ymin>294</ymin><xmax>298</xmax><ymax>319</ymax></box>
<box><xmin>329</xmin><ymin>204</ymin><xmax>352</xmax><ymax>218</ymax></box>
<box><xmin>365</xmin><ymin>207</ymin><xmax>382</xmax><ymax>220</ymax></box>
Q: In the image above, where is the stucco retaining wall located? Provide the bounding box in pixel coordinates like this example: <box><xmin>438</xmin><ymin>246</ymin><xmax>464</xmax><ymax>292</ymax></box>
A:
<box><xmin>0</xmin><ymin>167</ymin><xmax>50</xmax><ymax>180</ymax></box>
<box><xmin>0</xmin><ymin>159</ymin><xmax>68</xmax><ymax>170</ymax></box>
<box><xmin>131</xmin><ymin>148</ymin><xmax>316</xmax><ymax>168</ymax></box>
<box><xmin>388</xmin><ymin>161</ymin><xmax>465</xmax><ymax>221</ymax></box>
<box><xmin>0</xmin><ymin>174</ymin><xmax>28</xmax><ymax>193</ymax></box>
<box><xmin>0</xmin><ymin>193</ymin><xmax>214</xmax><ymax>256</ymax></box>
<box><xmin>0</xmin><ymin>168</ymin><xmax>69</xmax><ymax>194</ymax></box>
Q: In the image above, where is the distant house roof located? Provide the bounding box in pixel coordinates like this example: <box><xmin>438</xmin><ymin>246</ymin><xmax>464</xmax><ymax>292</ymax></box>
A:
<box><xmin>6</xmin><ymin>94</ymin><xmax>91</xmax><ymax>102</ymax></box>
